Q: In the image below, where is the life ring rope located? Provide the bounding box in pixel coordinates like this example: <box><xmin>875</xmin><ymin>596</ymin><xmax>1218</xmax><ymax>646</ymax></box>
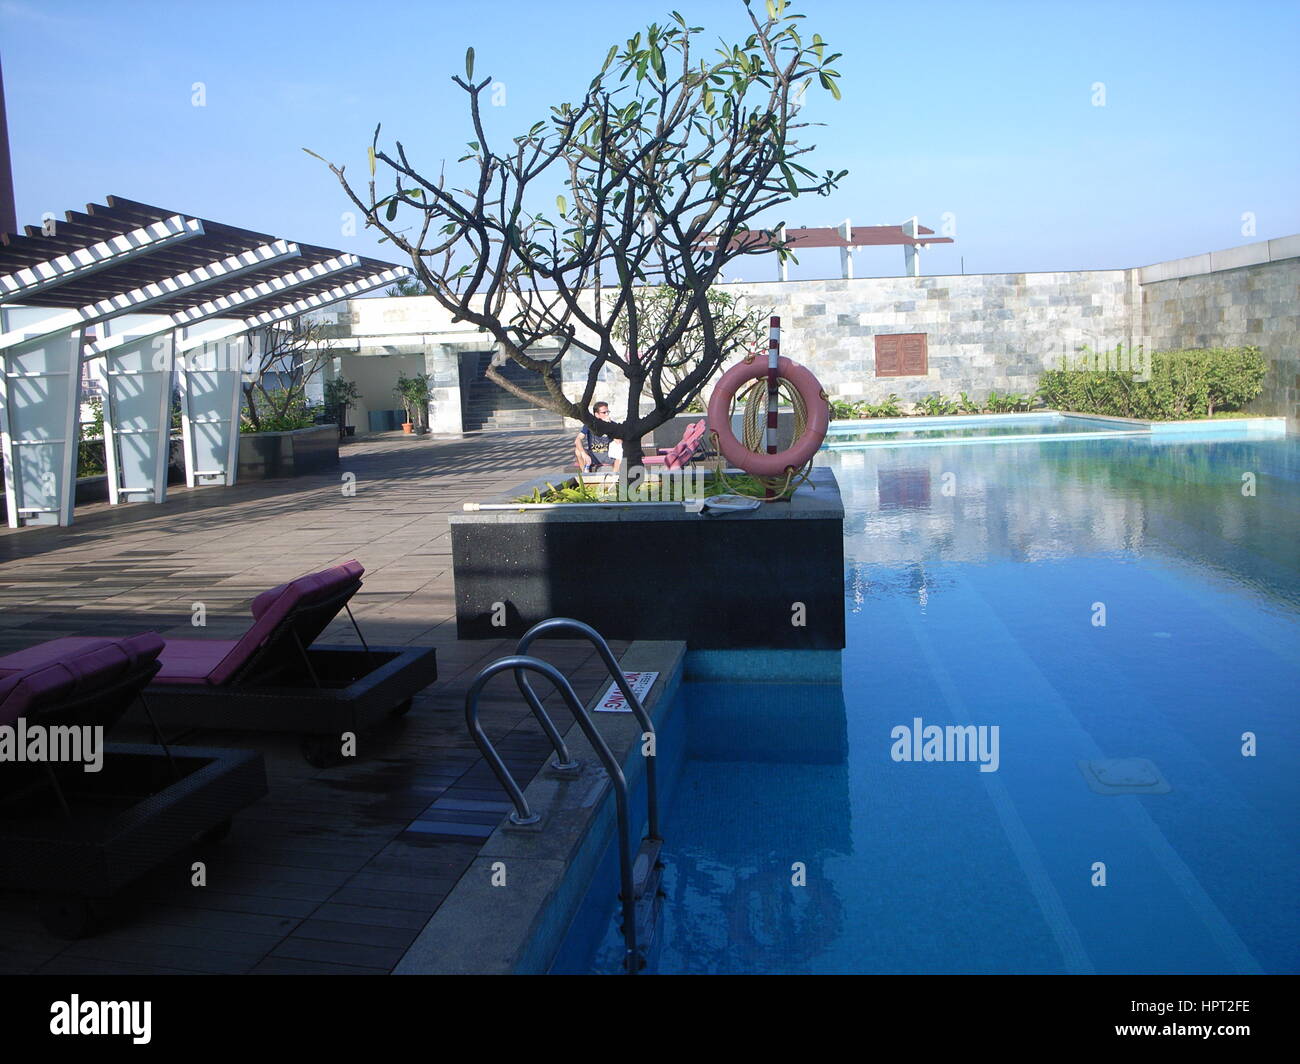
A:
<box><xmin>705</xmin><ymin>356</ymin><xmax>830</xmax><ymax>499</ymax></box>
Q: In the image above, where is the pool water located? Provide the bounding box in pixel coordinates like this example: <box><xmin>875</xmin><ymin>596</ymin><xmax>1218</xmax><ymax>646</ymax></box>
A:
<box><xmin>560</xmin><ymin>431</ymin><xmax>1300</xmax><ymax>974</ymax></box>
<box><xmin>823</xmin><ymin>413</ymin><xmax>1128</xmax><ymax>447</ymax></box>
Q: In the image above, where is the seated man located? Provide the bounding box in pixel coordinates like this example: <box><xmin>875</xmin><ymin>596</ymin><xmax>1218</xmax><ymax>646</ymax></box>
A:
<box><xmin>573</xmin><ymin>401</ymin><xmax>622</xmax><ymax>472</ymax></box>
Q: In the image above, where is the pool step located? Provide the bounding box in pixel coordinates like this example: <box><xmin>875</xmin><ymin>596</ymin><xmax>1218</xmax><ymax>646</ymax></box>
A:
<box><xmin>625</xmin><ymin>837</ymin><xmax>665</xmax><ymax>968</ymax></box>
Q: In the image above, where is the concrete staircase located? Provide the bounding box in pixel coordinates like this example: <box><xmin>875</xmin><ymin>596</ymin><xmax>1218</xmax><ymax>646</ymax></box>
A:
<box><xmin>462</xmin><ymin>352</ymin><xmax>565</xmax><ymax>432</ymax></box>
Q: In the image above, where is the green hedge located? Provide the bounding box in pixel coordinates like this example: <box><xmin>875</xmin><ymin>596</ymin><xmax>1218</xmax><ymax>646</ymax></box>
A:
<box><xmin>1038</xmin><ymin>346</ymin><xmax>1266</xmax><ymax>420</ymax></box>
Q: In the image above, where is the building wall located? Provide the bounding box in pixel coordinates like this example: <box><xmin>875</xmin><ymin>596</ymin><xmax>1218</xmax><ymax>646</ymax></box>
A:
<box><xmin>338</xmin><ymin>351</ymin><xmax>424</xmax><ymax>431</ymax></box>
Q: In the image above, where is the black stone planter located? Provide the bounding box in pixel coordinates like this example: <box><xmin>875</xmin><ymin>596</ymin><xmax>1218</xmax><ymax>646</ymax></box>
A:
<box><xmin>450</xmin><ymin>466</ymin><xmax>845</xmax><ymax>650</ymax></box>
<box><xmin>237</xmin><ymin>425</ymin><xmax>339</xmax><ymax>480</ymax></box>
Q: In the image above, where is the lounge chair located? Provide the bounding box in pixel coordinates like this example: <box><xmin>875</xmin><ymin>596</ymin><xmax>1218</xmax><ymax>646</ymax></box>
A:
<box><xmin>133</xmin><ymin>560</ymin><xmax>438</xmax><ymax>766</ymax></box>
<box><xmin>0</xmin><ymin>561</ymin><xmax>438</xmax><ymax>766</ymax></box>
<box><xmin>0</xmin><ymin>633</ymin><xmax>267</xmax><ymax>936</ymax></box>
<box><xmin>641</xmin><ymin>419</ymin><xmax>710</xmax><ymax>469</ymax></box>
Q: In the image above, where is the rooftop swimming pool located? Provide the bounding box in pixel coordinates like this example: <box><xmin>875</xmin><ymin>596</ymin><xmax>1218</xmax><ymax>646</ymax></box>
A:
<box><xmin>554</xmin><ymin>425</ymin><xmax>1300</xmax><ymax>974</ymax></box>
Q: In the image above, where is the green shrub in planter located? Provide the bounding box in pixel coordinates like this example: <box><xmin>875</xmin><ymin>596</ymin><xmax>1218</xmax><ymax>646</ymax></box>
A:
<box><xmin>1201</xmin><ymin>346</ymin><xmax>1268</xmax><ymax>415</ymax></box>
<box><xmin>1039</xmin><ymin>346</ymin><xmax>1265</xmax><ymax>419</ymax></box>
<box><xmin>78</xmin><ymin>397</ymin><xmax>107</xmax><ymax>476</ymax></box>
<box><xmin>861</xmin><ymin>393</ymin><xmax>902</xmax><ymax>418</ymax></box>
<box><xmin>913</xmin><ymin>394</ymin><xmax>959</xmax><ymax>416</ymax></box>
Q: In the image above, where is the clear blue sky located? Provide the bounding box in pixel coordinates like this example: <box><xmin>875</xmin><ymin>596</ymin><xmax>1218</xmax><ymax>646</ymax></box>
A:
<box><xmin>3</xmin><ymin>0</ymin><xmax>1297</xmax><ymax>280</ymax></box>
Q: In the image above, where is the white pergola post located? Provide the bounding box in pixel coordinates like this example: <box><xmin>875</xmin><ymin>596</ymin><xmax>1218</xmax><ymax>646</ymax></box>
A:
<box><xmin>178</xmin><ymin>331</ymin><xmax>246</xmax><ymax>488</ymax></box>
<box><xmin>839</xmin><ymin>218</ymin><xmax>854</xmax><ymax>279</ymax></box>
<box><xmin>902</xmin><ymin>216</ymin><xmax>922</xmax><ymax>277</ymax></box>
<box><xmin>99</xmin><ymin>326</ymin><xmax>176</xmax><ymax>504</ymax></box>
<box><xmin>0</xmin><ymin>326</ymin><xmax>84</xmax><ymax>527</ymax></box>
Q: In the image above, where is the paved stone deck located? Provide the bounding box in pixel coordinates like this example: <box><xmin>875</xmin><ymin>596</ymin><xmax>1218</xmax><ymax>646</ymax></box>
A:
<box><xmin>0</xmin><ymin>430</ymin><xmax>628</xmax><ymax>975</ymax></box>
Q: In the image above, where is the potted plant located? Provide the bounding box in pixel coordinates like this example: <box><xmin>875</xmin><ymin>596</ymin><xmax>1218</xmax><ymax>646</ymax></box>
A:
<box><xmin>394</xmin><ymin>372</ymin><xmax>432</xmax><ymax>434</ymax></box>
<box><xmin>324</xmin><ymin>376</ymin><xmax>362</xmax><ymax>438</ymax></box>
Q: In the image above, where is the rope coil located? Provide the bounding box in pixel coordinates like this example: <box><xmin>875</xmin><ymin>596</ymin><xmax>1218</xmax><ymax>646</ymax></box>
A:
<box><xmin>710</xmin><ymin>377</ymin><xmax>814</xmax><ymax>501</ymax></box>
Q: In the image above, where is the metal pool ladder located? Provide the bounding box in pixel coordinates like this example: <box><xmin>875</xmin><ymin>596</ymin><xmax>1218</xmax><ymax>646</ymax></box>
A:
<box><xmin>463</xmin><ymin>618</ymin><xmax>663</xmax><ymax>974</ymax></box>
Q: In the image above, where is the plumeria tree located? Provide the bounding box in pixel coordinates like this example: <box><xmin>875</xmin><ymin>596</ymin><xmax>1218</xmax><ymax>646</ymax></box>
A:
<box><xmin>311</xmin><ymin>0</ymin><xmax>845</xmax><ymax>466</ymax></box>
<box><xmin>611</xmin><ymin>285</ymin><xmax>769</xmax><ymax>413</ymax></box>
<box><xmin>240</xmin><ymin>316</ymin><xmax>331</xmax><ymax>432</ymax></box>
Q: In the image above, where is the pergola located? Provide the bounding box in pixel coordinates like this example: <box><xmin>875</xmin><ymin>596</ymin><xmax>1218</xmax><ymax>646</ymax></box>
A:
<box><xmin>0</xmin><ymin>195</ymin><xmax>408</xmax><ymax>528</ymax></box>
<box><xmin>717</xmin><ymin>218</ymin><xmax>955</xmax><ymax>279</ymax></box>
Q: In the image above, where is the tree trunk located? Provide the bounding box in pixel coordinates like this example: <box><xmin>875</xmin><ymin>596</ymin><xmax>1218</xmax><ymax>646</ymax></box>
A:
<box><xmin>242</xmin><ymin>384</ymin><xmax>259</xmax><ymax>432</ymax></box>
<box><xmin>623</xmin><ymin>435</ymin><xmax>645</xmax><ymax>470</ymax></box>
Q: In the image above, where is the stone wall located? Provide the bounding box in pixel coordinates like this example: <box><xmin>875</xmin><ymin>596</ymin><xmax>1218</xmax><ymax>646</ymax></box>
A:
<box><xmin>1140</xmin><ymin>255</ymin><xmax>1299</xmax><ymax>430</ymax></box>
<box><xmin>716</xmin><ymin>270</ymin><xmax>1138</xmax><ymax>406</ymax></box>
<box><xmin>321</xmin><ymin>236</ymin><xmax>1298</xmax><ymax>432</ymax></box>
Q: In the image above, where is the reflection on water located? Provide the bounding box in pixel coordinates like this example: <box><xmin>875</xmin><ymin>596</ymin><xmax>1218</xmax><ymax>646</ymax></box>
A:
<box><xmin>828</xmin><ymin>435</ymin><xmax>1300</xmax><ymax>613</ymax></box>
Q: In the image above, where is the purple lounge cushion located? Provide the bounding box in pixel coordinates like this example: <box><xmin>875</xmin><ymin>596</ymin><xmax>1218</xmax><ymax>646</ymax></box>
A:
<box><xmin>0</xmin><ymin>673</ymin><xmax>22</xmax><ymax>721</ymax></box>
<box><xmin>250</xmin><ymin>582</ymin><xmax>291</xmax><ymax>619</ymax></box>
<box><xmin>158</xmin><ymin>560</ymin><xmax>365</xmax><ymax>686</ymax></box>
<box><xmin>0</xmin><ymin>634</ymin><xmax>163</xmax><ymax>677</ymax></box>
<box><xmin>0</xmin><ymin>637</ymin><xmax>119</xmax><ymax>677</ymax></box>
<box><xmin>151</xmin><ymin>640</ymin><xmax>240</xmax><ymax>685</ymax></box>
<box><xmin>0</xmin><ymin>633</ymin><xmax>164</xmax><ymax>723</ymax></box>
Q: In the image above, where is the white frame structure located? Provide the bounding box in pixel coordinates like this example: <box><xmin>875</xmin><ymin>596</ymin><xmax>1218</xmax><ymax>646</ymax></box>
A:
<box><xmin>0</xmin><ymin>197</ymin><xmax>409</xmax><ymax>528</ymax></box>
<box><xmin>88</xmin><ymin>255</ymin><xmax>363</xmax><ymax>504</ymax></box>
<box><xmin>0</xmin><ymin>324</ymin><xmax>83</xmax><ymax>526</ymax></box>
<box><xmin>0</xmin><ymin>216</ymin><xmax>204</xmax><ymax>302</ymax></box>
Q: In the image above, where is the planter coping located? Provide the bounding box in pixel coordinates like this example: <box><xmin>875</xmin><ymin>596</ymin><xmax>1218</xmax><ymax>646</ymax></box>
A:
<box><xmin>239</xmin><ymin>424</ymin><xmax>339</xmax><ymax>438</ymax></box>
<box><xmin>449</xmin><ymin>465</ymin><xmax>843</xmax><ymax>524</ymax></box>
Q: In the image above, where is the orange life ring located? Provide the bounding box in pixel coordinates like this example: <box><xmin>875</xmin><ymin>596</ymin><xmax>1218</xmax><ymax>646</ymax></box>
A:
<box><xmin>706</xmin><ymin>356</ymin><xmax>830</xmax><ymax>477</ymax></box>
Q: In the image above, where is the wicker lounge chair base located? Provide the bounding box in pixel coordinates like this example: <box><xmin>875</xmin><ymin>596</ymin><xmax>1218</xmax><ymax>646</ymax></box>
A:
<box><xmin>130</xmin><ymin>643</ymin><xmax>439</xmax><ymax>767</ymax></box>
<box><xmin>0</xmin><ymin>742</ymin><xmax>267</xmax><ymax>937</ymax></box>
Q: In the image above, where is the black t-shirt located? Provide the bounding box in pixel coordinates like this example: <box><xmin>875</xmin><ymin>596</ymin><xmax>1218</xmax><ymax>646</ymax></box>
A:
<box><xmin>581</xmin><ymin>425</ymin><xmax>611</xmax><ymax>458</ymax></box>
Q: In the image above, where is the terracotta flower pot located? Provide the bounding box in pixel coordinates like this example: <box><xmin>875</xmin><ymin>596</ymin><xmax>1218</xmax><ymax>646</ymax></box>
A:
<box><xmin>401</xmin><ymin>422</ymin><xmax>414</xmax><ymax>434</ymax></box>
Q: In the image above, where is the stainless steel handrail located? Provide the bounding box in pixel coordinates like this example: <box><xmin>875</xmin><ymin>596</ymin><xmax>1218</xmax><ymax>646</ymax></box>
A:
<box><xmin>514</xmin><ymin>617</ymin><xmax>660</xmax><ymax>842</ymax></box>
<box><xmin>464</xmin><ymin>652</ymin><xmax>644</xmax><ymax>973</ymax></box>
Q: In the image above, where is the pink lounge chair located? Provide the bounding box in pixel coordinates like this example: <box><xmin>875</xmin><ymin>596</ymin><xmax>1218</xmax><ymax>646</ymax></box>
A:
<box><xmin>134</xmin><ymin>560</ymin><xmax>438</xmax><ymax>765</ymax></box>
<box><xmin>0</xmin><ymin>561</ymin><xmax>439</xmax><ymax>766</ymax></box>
<box><xmin>0</xmin><ymin>633</ymin><xmax>267</xmax><ymax>937</ymax></box>
<box><xmin>641</xmin><ymin>419</ymin><xmax>709</xmax><ymax>470</ymax></box>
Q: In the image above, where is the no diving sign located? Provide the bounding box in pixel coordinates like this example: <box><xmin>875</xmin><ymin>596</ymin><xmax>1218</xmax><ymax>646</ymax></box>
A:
<box><xmin>594</xmin><ymin>671</ymin><xmax>659</xmax><ymax>713</ymax></box>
